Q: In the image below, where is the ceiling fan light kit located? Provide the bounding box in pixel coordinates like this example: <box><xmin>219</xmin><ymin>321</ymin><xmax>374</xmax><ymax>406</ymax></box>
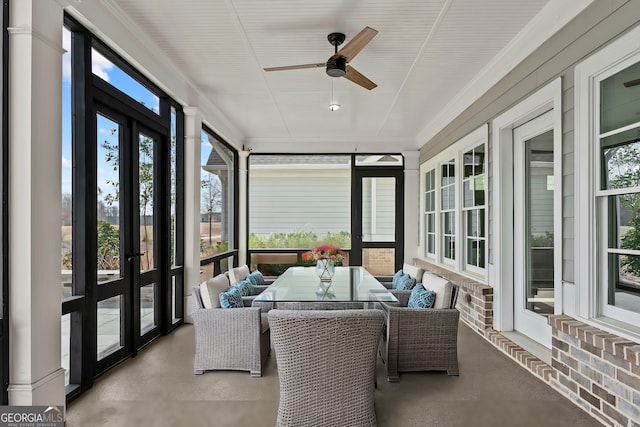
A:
<box><xmin>264</xmin><ymin>27</ymin><xmax>378</xmax><ymax>91</ymax></box>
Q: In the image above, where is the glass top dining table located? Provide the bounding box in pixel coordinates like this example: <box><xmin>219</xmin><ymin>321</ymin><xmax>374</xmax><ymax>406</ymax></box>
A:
<box><xmin>252</xmin><ymin>266</ymin><xmax>399</xmax><ymax>303</ymax></box>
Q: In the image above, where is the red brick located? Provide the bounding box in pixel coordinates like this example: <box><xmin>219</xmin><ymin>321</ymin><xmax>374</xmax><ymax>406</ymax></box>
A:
<box><xmin>579</xmin><ymin>386</ymin><xmax>601</xmax><ymax>409</ymax></box>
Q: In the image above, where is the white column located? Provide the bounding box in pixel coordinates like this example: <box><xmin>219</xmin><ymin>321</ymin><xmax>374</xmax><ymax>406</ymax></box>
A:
<box><xmin>402</xmin><ymin>151</ymin><xmax>420</xmax><ymax>263</ymax></box>
<box><xmin>7</xmin><ymin>0</ymin><xmax>65</xmax><ymax>405</ymax></box>
<box><xmin>183</xmin><ymin>107</ymin><xmax>202</xmax><ymax>323</ymax></box>
<box><xmin>237</xmin><ymin>150</ymin><xmax>249</xmax><ymax>266</ymax></box>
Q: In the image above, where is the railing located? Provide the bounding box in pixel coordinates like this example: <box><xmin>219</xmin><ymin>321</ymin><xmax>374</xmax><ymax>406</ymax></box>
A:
<box><xmin>199</xmin><ymin>249</ymin><xmax>239</xmax><ymax>282</ymax></box>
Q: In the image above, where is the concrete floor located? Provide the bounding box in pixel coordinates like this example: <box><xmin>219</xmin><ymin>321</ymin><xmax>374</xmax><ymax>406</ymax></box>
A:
<box><xmin>66</xmin><ymin>321</ymin><xmax>604</xmax><ymax>427</ymax></box>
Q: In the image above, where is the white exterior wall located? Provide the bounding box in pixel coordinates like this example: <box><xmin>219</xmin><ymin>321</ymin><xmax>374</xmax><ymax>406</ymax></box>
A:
<box><xmin>249</xmin><ymin>168</ymin><xmax>351</xmax><ymax>238</ymax></box>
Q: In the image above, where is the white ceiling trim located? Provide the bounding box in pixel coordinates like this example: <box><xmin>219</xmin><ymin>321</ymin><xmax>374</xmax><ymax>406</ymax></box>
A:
<box><xmin>415</xmin><ymin>0</ymin><xmax>596</xmax><ymax>146</ymax></box>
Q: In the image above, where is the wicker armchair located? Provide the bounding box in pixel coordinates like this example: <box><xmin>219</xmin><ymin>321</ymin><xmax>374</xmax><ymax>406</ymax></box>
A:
<box><xmin>192</xmin><ymin>286</ymin><xmax>270</xmax><ymax>377</ymax></box>
<box><xmin>269</xmin><ymin>309</ymin><xmax>385</xmax><ymax>427</ymax></box>
<box><xmin>377</xmin><ymin>284</ymin><xmax>460</xmax><ymax>382</ymax></box>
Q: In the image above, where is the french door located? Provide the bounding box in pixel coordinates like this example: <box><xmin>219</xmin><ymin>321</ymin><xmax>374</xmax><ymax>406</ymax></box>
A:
<box><xmin>513</xmin><ymin>110</ymin><xmax>556</xmax><ymax>348</ymax></box>
<box><xmin>351</xmin><ymin>168</ymin><xmax>404</xmax><ymax>276</ymax></box>
<box><xmin>94</xmin><ymin>105</ymin><xmax>163</xmax><ymax>372</ymax></box>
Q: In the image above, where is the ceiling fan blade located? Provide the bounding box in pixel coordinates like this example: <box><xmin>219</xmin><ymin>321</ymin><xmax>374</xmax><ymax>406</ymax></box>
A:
<box><xmin>264</xmin><ymin>62</ymin><xmax>325</xmax><ymax>72</ymax></box>
<box><xmin>343</xmin><ymin>65</ymin><xmax>377</xmax><ymax>90</ymax></box>
<box><xmin>623</xmin><ymin>78</ymin><xmax>640</xmax><ymax>88</ymax></box>
<box><xmin>333</xmin><ymin>27</ymin><xmax>378</xmax><ymax>62</ymax></box>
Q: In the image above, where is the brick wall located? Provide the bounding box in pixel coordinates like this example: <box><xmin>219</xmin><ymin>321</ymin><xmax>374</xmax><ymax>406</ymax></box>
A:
<box><xmin>549</xmin><ymin>315</ymin><xmax>640</xmax><ymax>427</ymax></box>
<box><xmin>412</xmin><ymin>259</ymin><xmax>640</xmax><ymax>426</ymax></box>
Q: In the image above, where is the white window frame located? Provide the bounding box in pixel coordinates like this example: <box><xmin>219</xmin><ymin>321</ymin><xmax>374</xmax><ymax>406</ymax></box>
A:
<box><xmin>424</xmin><ymin>168</ymin><xmax>436</xmax><ymax>258</ymax></box>
<box><xmin>575</xmin><ymin>24</ymin><xmax>640</xmax><ymax>336</ymax></box>
<box><xmin>419</xmin><ymin>124</ymin><xmax>488</xmax><ymax>280</ymax></box>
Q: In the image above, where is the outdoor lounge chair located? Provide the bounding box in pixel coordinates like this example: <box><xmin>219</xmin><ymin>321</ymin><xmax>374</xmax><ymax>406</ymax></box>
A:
<box><xmin>377</xmin><ymin>276</ymin><xmax>460</xmax><ymax>382</ymax></box>
<box><xmin>268</xmin><ymin>309</ymin><xmax>385</xmax><ymax>427</ymax></box>
<box><xmin>191</xmin><ymin>286</ymin><xmax>270</xmax><ymax>377</ymax></box>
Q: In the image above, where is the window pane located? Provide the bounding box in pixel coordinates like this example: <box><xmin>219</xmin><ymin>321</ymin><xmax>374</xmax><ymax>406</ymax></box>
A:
<box><xmin>362</xmin><ymin>248</ymin><xmax>395</xmax><ymax>276</ymax></box>
<box><xmin>97</xmin><ymin>114</ymin><xmax>122</xmax><ymax>283</ymax></box>
<box><xmin>444</xmin><ymin>236</ymin><xmax>455</xmax><ymax>259</ymax></box>
<box><xmin>463</xmin><ymin>151</ymin><xmax>474</xmax><ymax>178</ymax></box>
<box><xmin>97</xmin><ymin>295</ymin><xmax>123</xmax><ymax>359</ymax></box>
<box><xmin>463</xmin><ymin>178</ymin><xmax>473</xmax><ymax>207</ymax></box>
<box><xmin>600</xmin><ymin>60</ymin><xmax>640</xmax><ymax>134</ymax></box>
<box><xmin>608</xmin><ymin>194</ymin><xmax>640</xmax><ymax>250</ymax></box>
<box><xmin>355</xmin><ymin>154</ymin><xmax>403</xmax><ymax>166</ymax></box>
<box><xmin>475</xmin><ymin>176</ymin><xmax>485</xmax><ymax>206</ymax></box>
<box><xmin>474</xmin><ymin>145</ymin><xmax>485</xmax><ymax>175</ymax></box>
<box><xmin>362</xmin><ymin>177</ymin><xmax>395</xmax><ymax>242</ymax></box>
<box><xmin>92</xmin><ymin>47</ymin><xmax>159</xmax><ymax>114</ymax></box>
<box><xmin>427</xmin><ymin>235</ymin><xmax>435</xmax><ymax>254</ymax></box>
<box><xmin>140</xmin><ymin>283</ymin><xmax>157</xmax><ymax>335</ymax></box>
<box><xmin>201</xmin><ymin>130</ymin><xmax>235</xmax><ymax>257</ymax></box>
<box><xmin>601</xmin><ymin>130</ymin><xmax>640</xmax><ymax>190</ymax></box>
<box><xmin>444</xmin><ymin>211</ymin><xmax>455</xmax><ymax>234</ymax></box>
<box><xmin>607</xmin><ymin>254</ymin><xmax>640</xmax><ymax>315</ymax></box>
<box><xmin>467</xmin><ymin>239</ymin><xmax>485</xmax><ymax>268</ymax></box>
<box><xmin>249</xmin><ymin>155</ymin><xmax>351</xmax><ymax>249</ymax></box>
<box><xmin>62</xmin><ymin>27</ymin><xmax>73</xmax><ymax>298</ymax></box>
<box><xmin>170</xmin><ymin>108</ymin><xmax>178</xmax><ymax>267</ymax></box>
<box><xmin>139</xmin><ymin>132</ymin><xmax>155</xmax><ymax>272</ymax></box>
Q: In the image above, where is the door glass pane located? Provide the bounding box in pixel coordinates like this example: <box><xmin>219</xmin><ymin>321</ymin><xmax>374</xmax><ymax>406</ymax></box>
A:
<box><xmin>97</xmin><ymin>295</ymin><xmax>123</xmax><ymax>359</ymax></box>
<box><xmin>61</xmin><ymin>314</ymin><xmax>70</xmax><ymax>386</ymax></box>
<box><xmin>362</xmin><ymin>177</ymin><xmax>395</xmax><ymax>242</ymax></box>
<box><xmin>172</xmin><ymin>276</ymin><xmax>178</xmax><ymax>323</ymax></box>
<box><xmin>362</xmin><ymin>248</ymin><xmax>395</xmax><ymax>276</ymax></box>
<box><xmin>139</xmin><ymin>132</ymin><xmax>155</xmax><ymax>272</ymax></box>
<box><xmin>140</xmin><ymin>283</ymin><xmax>157</xmax><ymax>334</ymax></box>
<box><xmin>97</xmin><ymin>114</ymin><xmax>122</xmax><ymax>283</ymax></box>
<box><xmin>355</xmin><ymin>154</ymin><xmax>403</xmax><ymax>166</ymax></box>
<box><xmin>525</xmin><ymin>130</ymin><xmax>554</xmax><ymax>315</ymax></box>
<box><xmin>62</xmin><ymin>27</ymin><xmax>73</xmax><ymax>298</ymax></box>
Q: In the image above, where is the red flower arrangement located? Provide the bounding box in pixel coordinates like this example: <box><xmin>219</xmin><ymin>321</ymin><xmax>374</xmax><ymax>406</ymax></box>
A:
<box><xmin>302</xmin><ymin>244</ymin><xmax>346</xmax><ymax>265</ymax></box>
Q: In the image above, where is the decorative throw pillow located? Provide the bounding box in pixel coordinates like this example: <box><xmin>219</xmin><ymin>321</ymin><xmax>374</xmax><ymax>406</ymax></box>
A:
<box><xmin>408</xmin><ymin>284</ymin><xmax>435</xmax><ymax>309</ymax></box>
<box><xmin>246</xmin><ymin>271</ymin><xmax>266</xmax><ymax>286</ymax></box>
<box><xmin>219</xmin><ymin>286</ymin><xmax>243</xmax><ymax>309</ymax></box>
<box><xmin>391</xmin><ymin>269</ymin><xmax>404</xmax><ymax>288</ymax></box>
<box><xmin>235</xmin><ymin>279</ymin><xmax>254</xmax><ymax>297</ymax></box>
<box><xmin>393</xmin><ymin>273</ymin><xmax>416</xmax><ymax>291</ymax></box>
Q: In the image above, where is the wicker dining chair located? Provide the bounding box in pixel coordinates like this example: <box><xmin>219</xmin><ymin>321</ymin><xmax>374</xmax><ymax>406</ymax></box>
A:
<box><xmin>268</xmin><ymin>309</ymin><xmax>385</xmax><ymax>427</ymax></box>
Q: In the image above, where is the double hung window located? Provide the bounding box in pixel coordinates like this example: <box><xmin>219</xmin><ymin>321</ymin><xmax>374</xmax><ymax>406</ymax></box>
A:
<box><xmin>421</xmin><ymin>126</ymin><xmax>487</xmax><ymax>279</ymax></box>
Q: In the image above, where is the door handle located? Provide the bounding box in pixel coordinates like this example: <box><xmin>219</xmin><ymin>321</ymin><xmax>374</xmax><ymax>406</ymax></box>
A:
<box><xmin>127</xmin><ymin>252</ymin><xmax>145</xmax><ymax>262</ymax></box>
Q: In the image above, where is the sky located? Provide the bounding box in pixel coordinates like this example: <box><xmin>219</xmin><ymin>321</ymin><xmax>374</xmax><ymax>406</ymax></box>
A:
<box><xmin>62</xmin><ymin>27</ymin><xmax>224</xmax><ymax>215</ymax></box>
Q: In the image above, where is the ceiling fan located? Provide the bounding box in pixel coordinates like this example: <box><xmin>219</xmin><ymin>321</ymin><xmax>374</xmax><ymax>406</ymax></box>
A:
<box><xmin>264</xmin><ymin>27</ymin><xmax>378</xmax><ymax>90</ymax></box>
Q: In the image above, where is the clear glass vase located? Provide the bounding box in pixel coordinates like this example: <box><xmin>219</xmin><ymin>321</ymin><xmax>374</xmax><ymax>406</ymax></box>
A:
<box><xmin>316</xmin><ymin>259</ymin><xmax>335</xmax><ymax>282</ymax></box>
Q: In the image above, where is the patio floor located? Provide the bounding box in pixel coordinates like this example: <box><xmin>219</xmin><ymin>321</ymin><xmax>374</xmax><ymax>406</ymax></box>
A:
<box><xmin>65</xmin><ymin>321</ymin><xmax>604</xmax><ymax>427</ymax></box>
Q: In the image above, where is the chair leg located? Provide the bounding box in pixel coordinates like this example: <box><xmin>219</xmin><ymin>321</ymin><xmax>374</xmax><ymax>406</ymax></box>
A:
<box><xmin>387</xmin><ymin>374</ymin><xmax>400</xmax><ymax>383</ymax></box>
<box><xmin>250</xmin><ymin>370</ymin><xmax>262</xmax><ymax>378</ymax></box>
<box><xmin>194</xmin><ymin>369</ymin><xmax>204</xmax><ymax>375</ymax></box>
<box><xmin>447</xmin><ymin>368</ymin><xmax>459</xmax><ymax>376</ymax></box>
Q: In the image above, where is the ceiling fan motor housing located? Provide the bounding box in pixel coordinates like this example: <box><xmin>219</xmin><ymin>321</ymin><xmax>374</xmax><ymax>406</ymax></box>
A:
<box><xmin>326</xmin><ymin>56</ymin><xmax>346</xmax><ymax>77</ymax></box>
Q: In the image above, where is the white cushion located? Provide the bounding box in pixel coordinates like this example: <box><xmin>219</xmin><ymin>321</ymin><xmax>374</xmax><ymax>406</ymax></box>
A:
<box><xmin>228</xmin><ymin>265</ymin><xmax>250</xmax><ymax>285</ymax></box>
<box><xmin>421</xmin><ymin>272</ymin><xmax>453</xmax><ymax>309</ymax></box>
<box><xmin>402</xmin><ymin>263</ymin><xmax>424</xmax><ymax>283</ymax></box>
<box><xmin>199</xmin><ymin>274</ymin><xmax>230</xmax><ymax>309</ymax></box>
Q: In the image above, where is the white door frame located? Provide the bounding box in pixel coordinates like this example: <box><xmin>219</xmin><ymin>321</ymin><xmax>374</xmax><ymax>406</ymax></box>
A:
<box><xmin>513</xmin><ymin>111</ymin><xmax>554</xmax><ymax>347</ymax></box>
<box><xmin>491</xmin><ymin>78</ymin><xmax>563</xmax><ymax>340</ymax></box>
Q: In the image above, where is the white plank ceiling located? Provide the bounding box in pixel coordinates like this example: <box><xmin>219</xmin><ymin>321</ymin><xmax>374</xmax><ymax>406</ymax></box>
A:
<box><xmin>79</xmin><ymin>0</ymin><xmax>553</xmax><ymax>151</ymax></box>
